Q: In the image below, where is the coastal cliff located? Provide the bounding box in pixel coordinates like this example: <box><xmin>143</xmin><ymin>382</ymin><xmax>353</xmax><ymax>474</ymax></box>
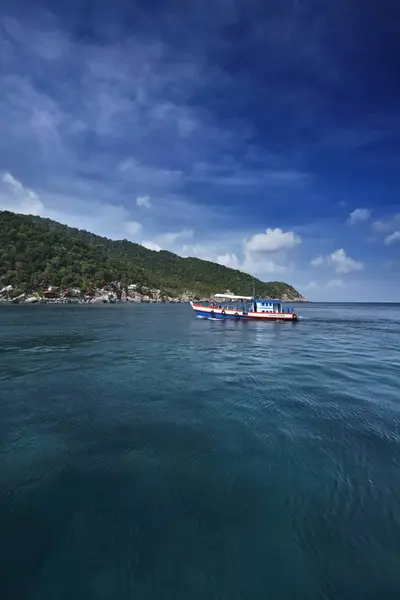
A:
<box><xmin>0</xmin><ymin>211</ymin><xmax>307</xmax><ymax>302</ymax></box>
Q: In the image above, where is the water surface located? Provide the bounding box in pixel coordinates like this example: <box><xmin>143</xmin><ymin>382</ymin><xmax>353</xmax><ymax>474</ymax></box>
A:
<box><xmin>1</xmin><ymin>303</ymin><xmax>400</xmax><ymax>599</ymax></box>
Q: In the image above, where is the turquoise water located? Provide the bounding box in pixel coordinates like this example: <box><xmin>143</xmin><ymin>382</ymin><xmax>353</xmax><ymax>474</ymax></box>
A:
<box><xmin>1</xmin><ymin>303</ymin><xmax>400</xmax><ymax>600</ymax></box>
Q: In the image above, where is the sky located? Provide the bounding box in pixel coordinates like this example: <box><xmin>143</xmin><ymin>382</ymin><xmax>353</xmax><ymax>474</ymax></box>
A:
<box><xmin>0</xmin><ymin>0</ymin><xmax>399</xmax><ymax>301</ymax></box>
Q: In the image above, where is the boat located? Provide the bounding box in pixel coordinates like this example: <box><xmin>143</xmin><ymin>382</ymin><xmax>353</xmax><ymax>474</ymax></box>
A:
<box><xmin>190</xmin><ymin>293</ymin><xmax>300</xmax><ymax>322</ymax></box>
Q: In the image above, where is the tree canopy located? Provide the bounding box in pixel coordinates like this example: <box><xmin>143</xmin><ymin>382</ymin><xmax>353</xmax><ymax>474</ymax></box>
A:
<box><xmin>0</xmin><ymin>211</ymin><xmax>304</xmax><ymax>299</ymax></box>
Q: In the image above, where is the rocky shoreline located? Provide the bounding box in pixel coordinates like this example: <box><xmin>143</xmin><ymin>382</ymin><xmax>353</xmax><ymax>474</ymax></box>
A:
<box><xmin>0</xmin><ymin>283</ymin><xmax>205</xmax><ymax>304</ymax></box>
<box><xmin>0</xmin><ymin>282</ymin><xmax>308</xmax><ymax>305</ymax></box>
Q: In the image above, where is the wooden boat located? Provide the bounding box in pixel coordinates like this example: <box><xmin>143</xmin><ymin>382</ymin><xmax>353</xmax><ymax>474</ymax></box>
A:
<box><xmin>190</xmin><ymin>293</ymin><xmax>299</xmax><ymax>322</ymax></box>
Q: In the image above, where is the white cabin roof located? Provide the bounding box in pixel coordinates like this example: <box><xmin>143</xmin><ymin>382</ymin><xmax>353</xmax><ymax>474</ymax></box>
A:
<box><xmin>214</xmin><ymin>293</ymin><xmax>253</xmax><ymax>300</ymax></box>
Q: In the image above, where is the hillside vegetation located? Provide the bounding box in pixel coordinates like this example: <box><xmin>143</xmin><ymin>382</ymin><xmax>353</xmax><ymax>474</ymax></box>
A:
<box><xmin>0</xmin><ymin>211</ymin><xmax>304</xmax><ymax>299</ymax></box>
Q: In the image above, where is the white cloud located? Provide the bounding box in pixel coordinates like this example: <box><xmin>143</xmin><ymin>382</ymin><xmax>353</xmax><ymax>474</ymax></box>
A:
<box><xmin>330</xmin><ymin>249</ymin><xmax>363</xmax><ymax>274</ymax></box>
<box><xmin>348</xmin><ymin>208</ymin><xmax>371</xmax><ymax>224</ymax></box>
<box><xmin>0</xmin><ymin>174</ymin><xmax>296</xmax><ymax>283</ymax></box>
<box><xmin>327</xmin><ymin>278</ymin><xmax>343</xmax><ymax>288</ymax></box>
<box><xmin>311</xmin><ymin>248</ymin><xmax>363</xmax><ymax>274</ymax></box>
<box><xmin>125</xmin><ymin>221</ymin><xmax>142</xmax><ymax>236</ymax></box>
<box><xmin>0</xmin><ymin>172</ymin><xmax>142</xmax><ymax>240</ymax></box>
<box><xmin>383</xmin><ymin>259</ymin><xmax>399</xmax><ymax>269</ymax></box>
<box><xmin>180</xmin><ymin>233</ymin><xmax>289</xmax><ymax>277</ymax></box>
<box><xmin>372</xmin><ymin>214</ymin><xmax>400</xmax><ymax>232</ymax></box>
<box><xmin>384</xmin><ymin>231</ymin><xmax>400</xmax><ymax>245</ymax></box>
<box><xmin>214</xmin><ymin>229</ymin><xmax>293</xmax><ymax>276</ymax></box>
<box><xmin>136</xmin><ymin>195</ymin><xmax>151</xmax><ymax>208</ymax></box>
<box><xmin>245</xmin><ymin>228</ymin><xmax>301</xmax><ymax>253</ymax></box>
<box><xmin>190</xmin><ymin>162</ymin><xmax>308</xmax><ymax>187</ymax></box>
<box><xmin>311</xmin><ymin>255</ymin><xmax>325</xmax><ymax>267</ymax></box>
<box><xmin>372</xmin><ymin>220</ymin><xmax>389</xmax><ymax>232</ymax></box>
<box><xmin>0</xmin><ymin>171</ymin><xmax>45</xmax><ymax>215</ymax></box>
<box><xmin>180</xmin><ymin>243</ymin><xmax>216</xmax><ymax>262</ymax></box>
<box><xmin>156</xmin><ymin>228</ymin><xmax>193</xmax><ymax>246</ymax></box>
<box><xmin>304</xmin><ymin>281</ymin><xmax>319</xmax><ymax>289</ymax></box>
<box><xmin>244</xmin><ymin>257</ymin><xmax>286</xmax><ymax>274</ymax></box>
<box><xmin>1</xmin><ymin>17</ymin><xmax>70</xmax><ymax>61</ymax></box>
<box><xmin>0</xmin><ymin>18</ymin><xmax>317</xmax><ymax>274</ymax></box>
<box><xmin>187</xmin><ymin>223</ymin><xmax>300</xmax><ymax>278</ymax></box>
<box><xmin>117</xmin><ymin>158</ymin><xmax>182</xmax><ymax>189</ymax></box>
<box><xmin>150</xmin><ymin>102</ymin><xmax>198</xmax><ymax>138</ymax></box>
<box><xmin>217</xmin><ymin>253</ymin><xmax>241</xmax><ymax>270</ymax></box>
<box><xmin>142</xmin><ymin>240</ymin><xmax>162</xmax><ymax>251</ymax></box>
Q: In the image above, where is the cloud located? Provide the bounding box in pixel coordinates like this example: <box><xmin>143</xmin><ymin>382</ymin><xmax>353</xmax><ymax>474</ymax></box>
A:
<box><xmin>243</xmin><ymin>256</ymin><xmax>287</xmax><ymax>274</ymax></box>
<box><xmin>136</xmin><ymin>195</ymin><xmax>151</xmax><ymax>208</ymax></box>
<box><xmin>118</xmin><ymin>159</ymin><xmax>182</xmax><ymax>189</ymax></box>
<box><xmin>348</xmin><ymin>208</ymin><xmax>371</xmax><ymax>224</ymax></box>
<box><xmin>0</xmin><ymin>10</ymin><xmax>317</xmax><ymax>276</ymax></box>
<box><xmin>142</xmin><ymin>240</ymin><xmax>162</xmax><ymax>252</ymax></box>
<box><xmin>330</xmin><ymin>249</ymin><xmax>363</xmax><ymax>274</ymax></box>
<box><xmin>179</xmin><ymin>228</ymin><xmax>291</xmax><ymax>277</ymax></box>
<box><xmin>245</xmin><ymin>228</ymin><xmax>301</xmax><ymax>253</ymax></box>
<box><xmin>372</xmin><ymin>214</ymin><xmax>400</xmax><ymax>232</ymax></box>
<box><xmin>180</xmin><ymin>243</ymin><xmax>218</xmax><ymax>262</ymax></box>
<box><xmin>156</xmin><ymin>228</ymin><xmax>193</xmax><ymax>246</ymax></box>
<box><xmin>216</xmin><ymin>253</ymin><xmax>241</xmax><ymax>270</ymax></box>
<box><xmin>190</xmin><ymin>160</ymin><xmax>308</xmax><ymax>188</ymax></box>
<box><xmin>214</xmin><ymin>227</ymin><xmax>299</xmax><ymax>276</ymax></box>
<box><xmin>311</xmin><ymin>255</ymin><xmax>325</xmax><ymax>267</ymax></box>
<box><xmin>2</xmin><ymin>5</ymin><xmax>398</xmax><ymax>302</ymax></box>
<box><xmin>311</xmin><ymin>248</ymin><xmax>363</xmax><ymax>274</ymax></box>
<box><xmin>326</xmin><ymin>278</ymin><xmax>343</xmax><ymax>288</ymax></box>
<box><xmin>125</xmin><ymin>221</ymin><xmax>142</xmax><ymax>236</ymax></box>
<box><xmin>137</xmin><ymin>229</ymin><xmax>194</xmax><ymax>254</ymax></box>
<box><xmin>0</xmin><ymin>171</ymin><xmax>45</xmax><ymax>215</ymax></box>
<box><xmin>216</xmin><ymin>251</ymin><xmax>286</xmax><ymax>275</ymax></box>
<box><xmin>384</xmin><ymin>231</ymin><xmax>400</xmax><ymax>245</ymax></box>
<box><xmin>150</xmin><ymin>102</ymin><xmax>198</xmax><ymax>138</ymax></box>
<box><xmin>1</xmin><ymin>16</ymin><xmax>70</xmax><ymax>61</ymax></box>
<box><xmin>0</xmin><ymin>171</ymin><xmax>138</xmax><ymax>240</ymax></box>
<box><xmin>383</xmin><ymin>259</ymin><xmax>399</xmax><ymax>269</ymax></box>
<box><xmin>372</xmin><ymin>220</ymin><xmax>389</xmax><ymax>233</ymax></box>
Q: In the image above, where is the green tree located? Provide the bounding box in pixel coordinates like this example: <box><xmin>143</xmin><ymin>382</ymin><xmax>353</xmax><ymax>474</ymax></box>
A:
<box><xmin>0</xmin><ymin>211</ymin><xmax>304</xmax><ymax>300</ymax></box>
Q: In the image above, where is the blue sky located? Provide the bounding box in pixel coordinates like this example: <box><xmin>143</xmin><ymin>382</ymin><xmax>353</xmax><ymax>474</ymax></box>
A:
<box><xmin>0</xmin><ymin>0</ymin><xmax>399</xmax><ymax>301</ymax></box>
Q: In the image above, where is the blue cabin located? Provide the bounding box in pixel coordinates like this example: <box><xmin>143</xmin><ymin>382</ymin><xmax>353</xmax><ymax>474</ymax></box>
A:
<box><xmin>254</xmin><ymin>298</ymin><xmax>282</xmax><ymax>313</ymax></box>
<box><xmin>253</xmin><ymin>298</ymin><xmax>296</xmax><ymax>314</ymax></box>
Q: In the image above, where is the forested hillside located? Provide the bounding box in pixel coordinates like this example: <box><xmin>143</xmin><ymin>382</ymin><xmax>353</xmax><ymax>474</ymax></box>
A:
<box><xmin>0</xmin><ymin>211</ymin><xmax>304</xmax><ymax>299</ymax></box>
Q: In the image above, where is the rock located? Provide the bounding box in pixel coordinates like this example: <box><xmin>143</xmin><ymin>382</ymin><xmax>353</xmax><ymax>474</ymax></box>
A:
<box><xmin>0</xmin><ymin>284</ymin><xmax>13</xmax><ymax>295</ymax></box>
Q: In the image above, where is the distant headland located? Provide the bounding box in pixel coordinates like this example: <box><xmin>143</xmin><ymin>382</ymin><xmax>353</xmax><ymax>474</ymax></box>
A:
<box><xmin>0</xmin><ymin>211</ymin><xmax>308</xmax><ymax>304</ymax></box>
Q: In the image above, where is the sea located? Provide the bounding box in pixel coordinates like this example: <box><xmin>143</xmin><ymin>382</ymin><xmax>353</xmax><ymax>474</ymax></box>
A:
<box><xmin>1</xmin><ymin>302</ymin><xmax>400</xmax><ymax>600</ymax></box>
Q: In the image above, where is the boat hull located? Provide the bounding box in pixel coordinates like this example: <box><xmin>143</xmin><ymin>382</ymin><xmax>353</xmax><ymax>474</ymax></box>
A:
<box><xmin>191</xmin><ymin>303</ymin><xmax>298</xmax><ymax>322</ymax></box>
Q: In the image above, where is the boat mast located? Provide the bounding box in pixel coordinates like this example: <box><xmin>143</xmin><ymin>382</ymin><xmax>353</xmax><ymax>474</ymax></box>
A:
<box><xmin>252</xmin><ymin>277</ymin><xmax>255</xmax><ymax>298</ymax></box>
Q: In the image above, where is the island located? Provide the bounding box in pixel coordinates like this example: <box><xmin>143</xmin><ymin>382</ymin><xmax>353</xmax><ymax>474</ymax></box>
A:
<box><xmin>0</xmin><ymin>211</ymin><xmax>308</xmax><ymax>304</ymax></box>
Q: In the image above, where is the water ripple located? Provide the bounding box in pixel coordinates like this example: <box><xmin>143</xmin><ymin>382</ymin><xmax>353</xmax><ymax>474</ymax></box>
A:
<box><xmin>1</xmin><ymin>303</ymin><xmax>400</xmax><ymax>600</ymax></box>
